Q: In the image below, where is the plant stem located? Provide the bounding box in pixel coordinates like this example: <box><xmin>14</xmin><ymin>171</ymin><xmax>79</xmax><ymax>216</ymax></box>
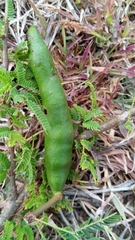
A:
<box><xmin>2</xmin><ymin>3</ymin><xmax>9</xmax><ymax>70</ymax></box>
<box><xmin>32</xmin><ymin>192</ymin><xmax>63</xmax><ymax>217</ymax></box>
<box><xmin>77</xmin><ymin>107</ymin><xmax>135</xmax><ymax>140</ymax></box>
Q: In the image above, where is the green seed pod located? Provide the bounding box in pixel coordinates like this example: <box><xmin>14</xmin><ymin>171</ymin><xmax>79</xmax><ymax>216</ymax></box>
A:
<box><xmin>28</xmin><ymin>25</ymin><xmax>73</xmax><ymax>194</ymax></box>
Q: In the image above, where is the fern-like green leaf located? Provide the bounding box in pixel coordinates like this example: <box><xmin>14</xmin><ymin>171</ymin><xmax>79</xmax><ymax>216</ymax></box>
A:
<box><xmin>16</xmin><ymin>225</ymin><xmax>25</xmax><ymax>240</ymax></box>
<box><xmin>16</xmin><ymin>61</ymin><xmax>38</xmax><ymax>92</ymax></box>
<box><xmin>21</xmin><ymin>91</ymin><xmax>40</xmax><ymax>104</ymax></box>
<box><xmin>15</xmin><ymin>147</ymin><xmax>32</xmax><ymax>173</ymax></box>
<box><xmin>103</xmin><ymin>214</ymin><xmax>121</xmax><ymax>224</ymax></box>
<box><xmin>73</xmin><ymin>104</ymin><xmax>102</xmax><ymax>131</ymax></box>
<box><xmin>40</xmin><ymin>220</ymin><xmax>98</xmax><ymax>240</ymax></box>
<box><xmin>0</xmin><ymin>152</ymin><xmax>10</xmax><ymax>182</ymax></box>
<box><xmin>124</xmin><ymin>120</ymin><xmax>134</xmax><ymax>132</ymax></box>
<box><xmin>0</xmin><ymin>172</ymin><xmax>8</xmax><ymax>183</ymax></box>
<box><xmin>7</xmin><ymin>0</ymin><xmax>15</xmax><ymax>20</ymax></box>
<box><xmin>78</xmin><ymin>214</ymin><xmax>121</xmax><ymax>239</ymax></box>
<box><xmin>26</xmin><ymin>150</ymin><xmax>37</xmax><ymax>183</ymax></box>
<box><xmin>24</xmin><ymin>225</ymin><xmax>34</xmax><ymax>240</ymax></box>
<box><xmin>14</xmin><ymin>41</ymin><xmax>29</xmax><ymax>60</ymax></box>
<box><xmin>86</xmin><ymin>82</ymin><xmax>98</xmax><ymax>109</ymax></box>
<box><xmin>8</xmin><ymin>130</ymin><xmax>26</xmax><ymax>147</ymax></box>
<box><xmin>20</xmin><ymin>79</ymin><xmax>38</xmax><ymax>92</ymax></box>
<box><xmin>78</xmin><ymin>218</ymin><xmax>101</xmax><ymax>236</ymax></box>
<box><xmin>2</xmin><ymin>220</ymin><xmax>14</xmax><ymax>240</ymax></box>
<box><xmin>1</xmin><ymin>105</ymin><xmax>16</xmax><ymax>116</ymax></box>
<box><xmin>81</xmin><ymin>136</ymin><xmax>97</xmax><ymax>150</ymax></box>
<box><xmin>89</xmin><ymin>222</ymin><xmax>104</xmax><ymax>231</ymax></box>
<box><xmin>83</xmin><ymin>120</ymin><xmax>100</xmax><ymax>131</ymax></box>
<box><xmin>73</xmin><ymin>104</ymin><xmax>87</xmax><ymax>119</ymax></box>
<box><xmin>16</xmin><ymin>60</ymin><xmax>25</xmax><ymax>83</ymax></box>
<box><xmin>27</xmin><ymin>162</ymin><xmax>34</xmax><ymax>184</ymax></box>
<box><xmin>80</xmin><ymin>139</ymin><xmax>95</xmax><ymax>151</ymax></box>
<box><xmin>80</xmin><ymin>153</ymin><xmax>89</xmax><ymax>169</ymax></box>
<box><xmin>24</xmin><ymin>191</ymin><xmax>37</xmax><ymax>210</ymax></box>
<box><xmin>70</xmin><ymin>107</ymin><xmax>80</xmax><ymax>121</ymax></box>
<box><xmin>0</xmin><ymin>67</ymin><xmax>12</xmax><ymax>94</ymax></box>
<box><xmin>84</xmin><ymin>108</ymin><xmax>102</xmax><ymax>122</ymax></box>
<box><xmin>0</xmin><ymin>127</ymin><xmax>10</xmax><ymax>137</ymax></box>
<box><xmin>9</xmin><ymin>88</ymin><xmax>24</xmax><ymax>104</ymax></box>
<box><xmin>11</xmin><ymin>116</ymin><xmax>27</xmax><ymax>128</ymax></box>
<box><xmin>80</xmin><ymin>153</ymin><xmax>98</xmax><ymax>184</ymax></box>
<box><xmin>0</xmin><ymin>19</ymin><xmax>4</xmax><ymax>37</ymax></box>
<box><xmin>27</xmin><ymin>99</ymin><xmax>51</xmax><ymax>134</ymax></box>
<box><xmin>35</xmin><ymin>212</ymin><xmax>121</xmax><ymax>239</ymax></box>
<box><xmin>57</xmin><ymin>227</ymin><xmax>81</xmax><ymax>240</ymax></box>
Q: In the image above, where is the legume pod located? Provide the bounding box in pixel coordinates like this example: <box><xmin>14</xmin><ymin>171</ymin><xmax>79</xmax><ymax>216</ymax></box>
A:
<box><xmin>28</xmin><ymin>25</ymin><xmax>73</xmax><ymax>195</ymax></box>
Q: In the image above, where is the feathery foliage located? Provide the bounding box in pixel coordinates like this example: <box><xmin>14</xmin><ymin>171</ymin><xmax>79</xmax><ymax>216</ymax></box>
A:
<box><xmin>16</xmin><ymin>60</ymin><xmax>25</xmax><ymax>83</ymax></box>
<box><xmin>0</xmin><ymin>19</ymin><xmax>4</xmax><ymax>38</ymax></box>
<box><xmin>27</xmin><ymin>99</ymin><xmax>51</xmax><ymax>134</ymax></box>
<box><xmin>0</xmin><ymin>67</ymin><xmax>12</xmax><ymax>94</ymax></box>
<box><xmin>15</xmin><ymin>222</ymin><xmax>34</xmax><ymax>240</ymax></box>
<box><xmin>15</xmin><ymin>147</ymin><xmax>32</xmax><ymax>173</ymax></box>
<box><xmin>0</xmin><ymin>152</ymin><xmax>10</xmax><ymax>182</ymax></box>
<box><xmin>0</xmin><ymin>220</ymin><xmax>14</xmax><ymax>240</ymax></box>
<box><xmin>35</xmin><ymin>213</ymin><xmax>121</xmax><ymax>240</ymax></box>
<box><xmin>73</xmin><ymin>84</ymin><xmax>102</xmax><ymax>184</ymax></box>
<box><xmin>0</xmin><ymin>220</ymin><xmax>34</xmax><ymax>240</ymax></box>
<box><xmin>16</xmin><ymin>61</ymin><xmax>38</xmax><ymax>92</ymax></box>
<box><xmin>73</xmin><ymin>104</ymin><xmax>101</xmax><ymax>132</ymax></box>
<box><xmin>86</xmin><ymin>82</ymin><xmax>98</xmax><ymax>109</ymax></box>
<box><xmin>6</xmin><ymin>0</ymin><xmax>15</xmax><ymax>20</ymax></box>
<box><xmin>0</xmin><ymin>127</ymin><xmax>10</xmax><ymax>138</ymax></box>
<box><xmin>8</xmin><ymin>130</ymin><xmax>26</xmax><ymax>147</ymax></box>
<box><xmin>14</xmin><ymin>41</ymin><xmax>29</xmax><ymax>60</ymax></box>
<box><xmin>80</xmin><ymin>150</ymin><xmax>98</xmax><ymax>184</ymax></box>
<box><xmin>14</xmin><ymin>146</ymin><xmax>37</xmax><ymax>183</ymax></box>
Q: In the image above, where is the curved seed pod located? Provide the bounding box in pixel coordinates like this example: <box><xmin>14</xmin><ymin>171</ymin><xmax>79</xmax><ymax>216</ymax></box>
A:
<box><xmin>28</xmin><ymin>25</ymin><xmax>73</xmax><ymax>194</ymax></box>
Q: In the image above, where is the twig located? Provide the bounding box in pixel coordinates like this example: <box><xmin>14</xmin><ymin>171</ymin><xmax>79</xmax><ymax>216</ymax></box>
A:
<box><xmin>77</xmin><ymin>107</ymin><xmax>135</xmax><ymax>140</ymax></box>
<box><xmin>32</xmin><ymin>192</ymin><xmax>62</xmax><ymax>217</ymax></box>
<box><xmin>2</xmin><ymin>29</ymin><xmax>8</xmax><ymax>69</ymax></box>
<box><xmin>8</xmin><ymin>144</ymin><xmax>17</xmax><ymax>200</ymax></box>
<box><xmin>75</xmin><ymin>180</ymin><xmax>135</xmax><ymax>193</ymax></box>
<box><xmin>0</xmin><ymin>188</ymin><xmax>26</xmax><ymax>231</ymax></box>
<box><xmin>2</xmin><ymin>0</ymin><xmax>17</xmax><ymax>215</ymax></box>
<box><xmin>2</xmin><ymin>3</ymin><xmax>8</xmax><ymax>70</ymax></box>
<box><xmin>24</xmin><ymin>192</ymin><xmax>63</xmax><ymax>222</ymax></box>
<box><xmin>59</xmin><ymin>209</ymin><xmax>71</xmax><ymax>226</ymax></box>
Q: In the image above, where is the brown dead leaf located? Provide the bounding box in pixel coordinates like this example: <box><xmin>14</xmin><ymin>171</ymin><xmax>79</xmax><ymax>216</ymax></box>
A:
<box><xmin>60</xmin><ymin>20</ymin><xmax>93</xmax><ymax>35</ymax></box>
<box><xmin>108</xmin><ymin>129</ymin><xmax>115</xmax><ymax>142</ymax></box>
<box><xmin>98</xmin><ymin>133</ymin><xmax>111</xmax><ymax>146</ymax></box>
<box><xmin>95</xmin><ymin>194</ymin><xmax>113</xmax><ymax>218</ymax></box>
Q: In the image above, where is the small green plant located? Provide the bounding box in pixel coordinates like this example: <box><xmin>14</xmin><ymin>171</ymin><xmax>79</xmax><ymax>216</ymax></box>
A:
<box><xmin>73</xmin><ymin>83</ymin><xmax>102</xmax><ymax>184</ymax></box>
<box><xmin>0</xmin><ymin>63</ymin><xmax>47</xmax><ymax>183</ymax></box>
<box><xmin>34</xmin><ymin>212</ymin><xmax>121</xmax><ymax>240</ymax></box>
<box><xmin>0</xmin><ymin>213</ymin><xmax>121</xmax><ymax>240</ymax></box>
<box><xmin>80</xmin><ymin>137</ymin><xmax>98</xmax><ymax>184</ymax></box>
<box><xmin>6</xmin><ymin>0</ymin><xmax>15</xmax><ymax>21</ymax></box>
<box><xmin>0</xmin><ymin>220</ymin><xmax>34</xmax><ymax>240</ymax></box>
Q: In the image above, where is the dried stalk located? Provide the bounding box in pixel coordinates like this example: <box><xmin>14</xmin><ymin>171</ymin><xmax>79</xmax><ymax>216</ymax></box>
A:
<box><xmin>77</xmin><ymin>107</ymin><xmax>135</xmax><ymax>140</ymax></box>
